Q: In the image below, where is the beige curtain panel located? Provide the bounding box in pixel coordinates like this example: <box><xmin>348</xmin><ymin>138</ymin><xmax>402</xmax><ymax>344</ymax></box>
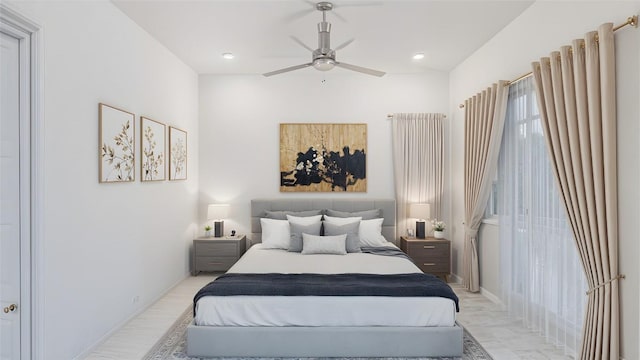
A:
<box><xmin>391</xmin><ymin>113</ymin><xmax>444</xmax><ymax>237</ymax></box>
<box><xmin>532</xmin><ymin>23</ymin><xmax>619</xmax><ymax>360</ymax></box>
<box><xmin>462</xmin><ymin>81</ymin><xmax>509</xmax><ymax>293</ymax></box>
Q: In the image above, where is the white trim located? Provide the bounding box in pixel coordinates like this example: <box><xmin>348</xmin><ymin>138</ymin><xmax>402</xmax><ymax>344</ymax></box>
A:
<box><xmin>481</xmin><ymin>216</ymin><xmax>498</xmax><ymax>226</ymax></box>
<box><xmin>449</xmin><ymin>273</ymin><xmax>463</xmax><ymax>284</ymax></box>
<box><xmin>0</xmin><ymin>4</ymin><xmax>44</xmax><ymax>359</ymax></box>
<box><xmin>480</xmin><ymin>287</ymin><xmax>503</xmax><ymax>306</ymax></box>
<box><xmin>72</xmin><ymin>274</ymin><xmax>190</xmax><ymax>360</ymax></box>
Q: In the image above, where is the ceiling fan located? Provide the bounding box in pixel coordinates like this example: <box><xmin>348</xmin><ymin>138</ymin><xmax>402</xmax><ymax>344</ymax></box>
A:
<box><xmin>263</xmin><ymin>1</ymin><xmax>385</xmax><ymax>77</ymax></box>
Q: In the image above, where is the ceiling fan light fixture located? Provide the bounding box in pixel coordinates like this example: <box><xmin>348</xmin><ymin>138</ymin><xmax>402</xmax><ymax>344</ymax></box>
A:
<box><xmin>222</xmin><ymin>52</ymin><xmax>235</xmax><ymax>60</ymax></box>
<box><xmin>413</xmin><ymin>53</ymin><xmax>425</xmax><ymax>60</ymax></box>
<box><xmin>312</xmin><ymin>58</ymin><xmax>336</xmax><ymax>71</ymax></box>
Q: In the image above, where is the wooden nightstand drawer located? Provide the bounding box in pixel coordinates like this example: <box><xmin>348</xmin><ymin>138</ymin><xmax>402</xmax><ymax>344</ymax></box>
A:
<box><xmin>195</xmin><ymin>256</ymin><xmax>238</xmax><ymax>272</ymax></box>
<box><xmin>415</xmin><ymin>261</ymin><xmax>449</xmax><ymax>274</ymax></box>
<box><xmin>195</xmin><ymin>242</ymin><xmax>238</xmax><ymax>257</ymax></box>
<box><xmin>192</xmin><ymin>235</ymin><xmax>247</xmax><ymax>275</ymax></box>
<box><xmin>405</xmin><ymin>242</ymin><xmax>449</xmax><ymax>258</ymax></box>
<box><xmin>400</xmin><ymin>236</ymin><xmax>451</xmax><ymax>281</ymax></box>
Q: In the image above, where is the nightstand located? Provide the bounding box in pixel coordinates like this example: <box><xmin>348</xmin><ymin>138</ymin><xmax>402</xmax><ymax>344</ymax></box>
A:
<box><xmin>400</xmin><ymin>236</ymin><xmax>451</xmax><ymax>282</ymax></box>
<box><xmin>192</xmin><ymin>235</ymin><xmax>246</xmax><ymax>275</ymax></box>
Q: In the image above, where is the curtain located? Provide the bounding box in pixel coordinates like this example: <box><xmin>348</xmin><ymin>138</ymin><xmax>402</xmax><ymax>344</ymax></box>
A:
<box><xmin>531</xmin><ymin>23</ymin><xmax>619</xmax><ymax>360</ymax></box>
<box><xmin>499</xmin><ymin>77</ymin><xmax>587</xmax><ymax>356</ymax></box>
<box><xmin>391</xmin><ymin>113</ymin><xmax>444</xmax><ymax>238</ymax></box>
<box><xmin>463</xmin><ymin>81</ymin><xmax>509</xmax><ymax>292</ymax></box>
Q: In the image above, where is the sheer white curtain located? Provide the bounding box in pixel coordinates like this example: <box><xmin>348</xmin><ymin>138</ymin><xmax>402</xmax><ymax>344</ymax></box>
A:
<box><xmin>391</xmin><ymin>113</ymin><xmax>444</xmax><ymax>237</ymax></box>
<box><xmin>498</xmin><ymin>77</ymin><xmax>587</xmax><ymax>356</ymax></box>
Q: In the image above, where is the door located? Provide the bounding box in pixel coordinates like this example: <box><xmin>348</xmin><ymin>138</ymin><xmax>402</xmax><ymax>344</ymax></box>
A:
<box><xmin>0</xmin><ymin>30</ymin><xmax>22</xmax><ymax>360</ymax></box>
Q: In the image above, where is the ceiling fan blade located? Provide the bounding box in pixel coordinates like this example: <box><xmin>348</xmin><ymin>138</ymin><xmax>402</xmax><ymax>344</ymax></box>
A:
<box><xmin>283</xmin><ymin>0</ymin><xmax>319</xmax><ymax>23</ymax></box>
<box><xmin>334</xmin><ymin>1</ymin><xmax>384</xmax><ymax>8</ymax></box>
<box><xmin>263</xmin><ymin>63</ymin><xmax>313</xmax><ymax>77</ymax></box>
<box><xmin>290</xmin><ymin>36</ymin><xmax>315</xmax><ymax>53</ymax></box>
<box><xmin>335</xmin><ymin>62</ymin><xmax>385</xmax><ymax>77</ymax></box>
<box><xmin>330</xmin><ymin>10</ymin><xmax>348</xmax><ymax>23</ymax></box>
<box><xmin>335</xmin><ymin>38</ymin><xmax>355</xmax><ymax>51</ymax></box>
<box><xmin>283</xmin><ymin>8</ymin><xmax>314</xmax><ymax>23</ymax></box>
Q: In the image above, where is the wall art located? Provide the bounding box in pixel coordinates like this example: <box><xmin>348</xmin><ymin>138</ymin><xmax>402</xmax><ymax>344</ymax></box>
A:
<box><xmin>280</xmin><ymin>123</ymin><xmax>367</xmax><ymax>192</ymax></box>
<box><xmin>140</xmin><ymin>116</ymin><xmax>166</xmax><ymax>181</ymax></box>
<box><xmin>99</xmin><ymin>103</ymin><xmax>135</xmax><ymax>183</ymax></box>
<box><xmin>169</xmin><ymin>126</ymin><xmax>187</xmax><ymax>180</ymax></box>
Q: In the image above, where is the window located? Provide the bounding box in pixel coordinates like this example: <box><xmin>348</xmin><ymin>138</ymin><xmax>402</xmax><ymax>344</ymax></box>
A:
<box><xmin>497</xmin><ymin>77</ymin><xmax>587</xmax><ymax>356</ymax></box>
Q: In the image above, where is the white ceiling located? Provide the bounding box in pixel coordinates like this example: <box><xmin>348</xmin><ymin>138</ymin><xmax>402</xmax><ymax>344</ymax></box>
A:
<box><xmin>113</xmin><ymin>0</ymin><xmax>534</xmax><ymax>76</ymax></box>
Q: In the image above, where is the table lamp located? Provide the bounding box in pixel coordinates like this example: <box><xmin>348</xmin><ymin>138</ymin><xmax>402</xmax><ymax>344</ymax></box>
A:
<box><xmin>207</xmin><ymin>204</ymin><xmax>230</xmax><ymax>237</ymax></box>
<box><xmin>409</xmin><ymin>203</ymin><xmax>431</xmax><ymax>239</ymax></box>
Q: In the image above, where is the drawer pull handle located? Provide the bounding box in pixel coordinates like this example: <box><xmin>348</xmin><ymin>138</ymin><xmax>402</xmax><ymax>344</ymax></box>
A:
<box><xmin>208</xmin><ymin>262</ymin><xmax>223</xmax><ymax>265</ymax></box>
<box><xmin>423</xmin><ymin>246</ymin><xmax>435</xmax><ymax>249</ymax></box>
<box><xmin>423</xmin><ymin>263</ymin><xmax>436</xmax><ymax>266</ymax></box>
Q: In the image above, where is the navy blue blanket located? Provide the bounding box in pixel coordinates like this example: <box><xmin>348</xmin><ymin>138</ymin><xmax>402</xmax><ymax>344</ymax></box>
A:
<box><xmin>360</xmin><ymin>246</ymin><xmax>412</xmax><ymax>261</ymax></box>
<box><xmin>194</xmin><ymin>273</ymin><xmax>459</xmax><ymax>314</ymax></box>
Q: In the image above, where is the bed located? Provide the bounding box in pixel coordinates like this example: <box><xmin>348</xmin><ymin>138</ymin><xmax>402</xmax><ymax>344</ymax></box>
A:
<box><xmin>187</xmin><ymin>198</ymin><xmax>463</xmax><ymax>358</ymax></box>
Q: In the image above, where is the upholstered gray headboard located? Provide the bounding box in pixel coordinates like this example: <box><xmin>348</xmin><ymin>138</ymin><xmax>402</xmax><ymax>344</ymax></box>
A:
<box><xmin>250</xmin><ymin>198</ymin><xmax>396</xmax><ymax>246</ymax></box>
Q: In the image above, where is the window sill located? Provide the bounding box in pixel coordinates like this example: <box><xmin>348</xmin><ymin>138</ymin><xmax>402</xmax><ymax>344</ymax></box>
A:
<box><xmin>481</xmin><ymin>217</ymin><xmax>498</xmax><ymax>226</ymax></box>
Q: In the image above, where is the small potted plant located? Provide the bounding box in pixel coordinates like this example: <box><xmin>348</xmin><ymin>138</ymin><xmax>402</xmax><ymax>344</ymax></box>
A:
<box><xmin>204</xmin><ymin>225</ymin><xmax>212</xmax><ymax>237</ymax></box>
<box><xmin>432</xmin><ymin>220</ymin><xmax>446</xmax><ymax>239</ymax></box>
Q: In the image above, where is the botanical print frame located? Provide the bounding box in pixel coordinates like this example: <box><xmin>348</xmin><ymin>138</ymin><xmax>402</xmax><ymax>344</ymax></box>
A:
<box><xmin>140</xmin><ymin>117</ymin><xmax>166</xmax><ymax>182</ymax></box>
<box><xmin>169</xmin><ymin>126</ymin><xmax>187</xmax><ymax>180</ymax></box>
<box><xmin>99</xmin><ymin>103</ymin><xmax>135</xmax><ymax>183</ymax></box>
<box><xmin>280</xmin><ymin>123</ymin><xmax>367</xmax><ymax>192</ymax></box>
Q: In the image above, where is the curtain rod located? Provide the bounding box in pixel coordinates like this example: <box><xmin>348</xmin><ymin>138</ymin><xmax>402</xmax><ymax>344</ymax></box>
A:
<box><xmin>386</xmin><ymin>113</ymin><xmax>447</xmax><ymax>119</ymax></box>
<box><xmin>458</xmin><ymin>15</ymin><xmax>638</xmax><ymax>109</ymax></box>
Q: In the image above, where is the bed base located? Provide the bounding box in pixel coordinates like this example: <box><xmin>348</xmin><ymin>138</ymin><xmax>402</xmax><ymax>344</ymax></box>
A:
<box><xmin>186</xmin><ymin>322</ymin><xmax>463</xmax><ymax>358</ymax></box>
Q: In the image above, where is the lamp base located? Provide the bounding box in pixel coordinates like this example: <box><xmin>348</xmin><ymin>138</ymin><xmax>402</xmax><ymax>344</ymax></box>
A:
<box><xmin>214</xmin><ymin>220</ymin><xmax>224</xmax><ymax>237</ymax></box>
<box><xmin>416</xmin><ymin>221</ymin><xmax>426</xmax><ymax>239</ymax></box>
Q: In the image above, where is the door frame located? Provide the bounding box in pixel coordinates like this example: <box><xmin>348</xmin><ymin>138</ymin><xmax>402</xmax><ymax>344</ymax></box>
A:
<box><xmin>0</xmin><ymin>4</ymin><xmax>44</xmax><ymax>359</ymax></box>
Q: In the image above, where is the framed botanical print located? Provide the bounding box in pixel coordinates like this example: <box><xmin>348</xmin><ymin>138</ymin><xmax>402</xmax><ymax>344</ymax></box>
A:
<box><xmin>140</xmin><ymin>117</ymin><xmax>166</xmax><ymax>181</ymax></box>
<box><xmin>169</xmin><ymin>126</ymin><xmax>187</xmax><ymax>180</ymax></box>
<box><xmin>280</xmin><ymin>123</ymin><xmax>367</xmax><ymax>192</ymax></box>
<box><xmin>99</xmin><ymin>103</ymin><xmax>135</xmax><ymax>183</ymax></box>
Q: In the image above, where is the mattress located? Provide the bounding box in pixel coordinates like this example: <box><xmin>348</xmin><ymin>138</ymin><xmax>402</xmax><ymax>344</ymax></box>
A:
<box><xmin>195</xmin><ymin>243</ymin><xmax>457</xmax><ymax>327</ymax></box>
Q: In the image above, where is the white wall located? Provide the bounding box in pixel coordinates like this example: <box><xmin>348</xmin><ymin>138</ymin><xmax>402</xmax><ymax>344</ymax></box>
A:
<box><xmin>7</xmin><ymin>1</ymin><xmax>199</xmax><ymax>359</ymax></box>
<box><xmin>198</xmin><ymin>72</ymin><xmax>449</xmax><ymax>237</ymax></box>
<box><xmin>448</xmin><ymin>1</ymin><xmax>640</xmax><ymax>358</ymax></box>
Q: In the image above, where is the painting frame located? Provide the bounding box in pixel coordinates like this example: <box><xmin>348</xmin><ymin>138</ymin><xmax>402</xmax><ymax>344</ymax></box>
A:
<box><xmin>99</xmin><ymin>103</ymin><xmax>135</xmax><ymax>183</ymax></box>
<box><xmin>140</xmin><ymin>116</ymin><xmax>166</xmax><ymax>182</ymax></box>
<box><xmin>280</xmin><ymin>123</ymin><xmax>367</xmax><ymax>192</ymax></box>
<box><xmin>168</xmin><ymin>126</ymin><xmax>187</xmax><ymax>181</ymax></box>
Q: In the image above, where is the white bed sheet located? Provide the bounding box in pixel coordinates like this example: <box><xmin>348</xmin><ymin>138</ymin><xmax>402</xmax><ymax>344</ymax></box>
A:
<box><xmin>195</xmin><ymin>243</ymin><xmax>457</xmax><ymax>327</ymax></box>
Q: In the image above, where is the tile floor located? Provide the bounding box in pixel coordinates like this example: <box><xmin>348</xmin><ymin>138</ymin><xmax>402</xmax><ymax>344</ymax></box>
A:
<box><xmin>85</xmin><ymin>277</ymin><xmax>573</xmax><ymax>360</ymax></box>
<box><xmin>452</xmin><ymin>284</ymin><xmax>573</xmax><ymax>360</ymax></box>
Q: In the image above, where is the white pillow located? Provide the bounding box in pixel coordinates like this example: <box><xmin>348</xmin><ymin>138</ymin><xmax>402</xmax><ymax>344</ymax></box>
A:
<box><xmin>301</xmin><ymin>234</ymin><xmax>347</xmax><ymax>255</ymax></box>
<box><xmin>260</xmin><ymin>218</ymin><xmax>290</xmax><ymax>249</ymax></box>
<box><xmin>323</xmin><ymin>215</ymin><xmax>362</xmax><ymax>225</ymax></box>
<box><xmin>359</xmin><ymin>218</ymin><xmax>388</xmax><ymax>247</ymax></box>
<box><xmin>286</xmin><ymin>214</ymin><xmax>323</xmax><ymax>225</ymax></box>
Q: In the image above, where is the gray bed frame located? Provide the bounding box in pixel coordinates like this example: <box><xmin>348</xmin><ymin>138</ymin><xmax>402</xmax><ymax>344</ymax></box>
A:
<box><xmin>187</xmin><ymin>198</ymin><xmax>463</xmax><ymax>358</ymax></box>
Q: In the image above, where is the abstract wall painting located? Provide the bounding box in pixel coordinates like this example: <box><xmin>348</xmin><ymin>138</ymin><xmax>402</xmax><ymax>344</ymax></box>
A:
<box><xmin>280</xmin><ymin>123</ymin><xmax>367</xmax><ymax>192</ymax></box>
<box><xmin>99</xmin><ymin>103</ymin><xmax>135</xmax><ymax>183</ymax></box>
<box><xmin>140</xmin><ymin>117</ymin><xmax>166</xmax><ymax>182</ymax></box>
<box><xmin>169</xmin><ymin>126</ymin><xmax>187</xmax><ymax>180</ymax></box>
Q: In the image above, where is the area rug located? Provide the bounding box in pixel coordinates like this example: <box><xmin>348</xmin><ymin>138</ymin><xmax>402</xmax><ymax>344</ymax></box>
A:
<box><xmin>143</xmin><ymin>305</ymin><xmax>492</xmax><ymax>360</ymax></box>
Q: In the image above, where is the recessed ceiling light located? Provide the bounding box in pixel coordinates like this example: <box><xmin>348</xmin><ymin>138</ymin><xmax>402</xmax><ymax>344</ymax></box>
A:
<box><xmin>222</xmin><ymin>53</ymin><xmax>235</xmax><ymax>60</ymax></box>
<box><xmin>413</xmin><ymin>53</ymin><xmax>425</xmax><ymax>60</ymax></box>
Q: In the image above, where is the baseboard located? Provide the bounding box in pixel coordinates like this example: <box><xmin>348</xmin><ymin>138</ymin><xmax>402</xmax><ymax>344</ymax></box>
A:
<box><xmin>480</xmin><ymin>287</ymin><xmax>503</xmax><ymax>306</ymax></box>
<box><xmin>72</xmin><ymin>272</ymin><xmax>190</xmax><ymax>360</ymax></box>
<box><xmin>449</xmin><ymin>273</ymin><xmax>463</xmax><ymax>284</ymax></box>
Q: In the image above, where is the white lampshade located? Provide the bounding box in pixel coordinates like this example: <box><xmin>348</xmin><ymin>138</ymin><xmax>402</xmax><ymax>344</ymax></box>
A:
<box><xmin>207</xmin><ymin>204</ymin><xmax>229</xmax><ymax>220</ymax></box>
<box><xmin>409</xmin><ymin>203</ymin><xmax>431</xmax><ymax>220</ymax></box>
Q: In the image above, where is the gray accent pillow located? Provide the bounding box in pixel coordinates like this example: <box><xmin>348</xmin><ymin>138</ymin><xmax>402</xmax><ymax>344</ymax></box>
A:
<box><xmin>264</xmin><ymin>209</ymin><xmax>323</xmax><ymax>220</ymax></box>
<box><xmin>325</xmin><ymin>208</ymin><xmax>381</xmax><ymax>220</ymax></box>
<box><xmin>322</xmin><ymin>221</ymin><xmax>361</xmax><ymax>253</ymax></box>
<box><xmin>288</xmin><ymin>221</ymin><xmax>322</xmax><ymax>252</ymax></box>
